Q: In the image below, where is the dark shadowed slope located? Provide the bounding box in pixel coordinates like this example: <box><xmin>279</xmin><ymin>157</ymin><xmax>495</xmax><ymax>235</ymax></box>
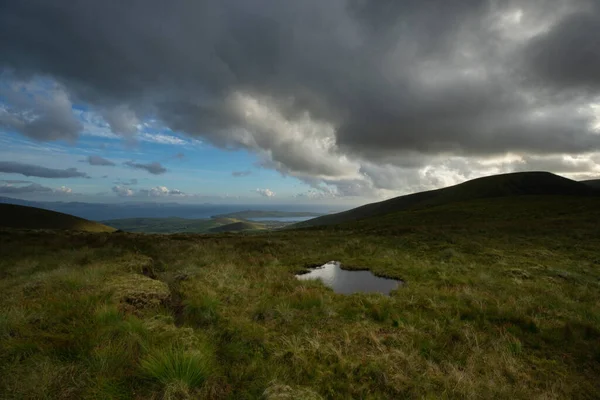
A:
<box><xmin>0</xmin><ymin>203</ymin><xmax>116</xmax><ymax>232</ymax></box>
<box><xmin>582</xmin><ymin>179</ymin><xmax>600</xmax><ymax>189</ymax></box>
<box><xmin>295</xmin><ymin>171</ymin><xmax>596</xmax><ymax>228</ymax></box>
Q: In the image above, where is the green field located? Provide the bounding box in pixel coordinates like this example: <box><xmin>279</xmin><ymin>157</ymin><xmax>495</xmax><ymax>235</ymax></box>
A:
<box><xmin>208</xmin><ymin>221</ymin><xmax>264</xmax><ymax>233</ymax></box>
<box><xmin>101</xmin><ymin>217</ymin><xmax>243</xmax><ymax>234</ymax></box>
<box><xmin>1</xmin><ymin>173</ymin><xmax>599</xmax><ymax>399</ymax></box>
<box><xmin>212</xmin><ymin>210</ymin><xmax>324</xmax><ymax>219</ymax></box>
<box><xmin>102</xmin><ymin>213</ymin><xmax>314</xmax><ymax>234</ymax></box>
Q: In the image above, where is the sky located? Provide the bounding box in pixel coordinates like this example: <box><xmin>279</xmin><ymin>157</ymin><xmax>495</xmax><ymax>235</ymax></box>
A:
<box><xmin>0</xmin><ymin>0</ymin><xmax>599</xmax><ymax>205</ymax></box>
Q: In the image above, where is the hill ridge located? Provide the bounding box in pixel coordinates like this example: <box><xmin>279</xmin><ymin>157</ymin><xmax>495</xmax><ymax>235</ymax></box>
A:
<box><xmin>0</xmin><ymin>203</ymin><xmax>116</xmax><ymax>232</ymax></box>
<box><xmin>295</xmin><ymin>171</ymin><xmax>596</xmax><ymax>229</ymax></box>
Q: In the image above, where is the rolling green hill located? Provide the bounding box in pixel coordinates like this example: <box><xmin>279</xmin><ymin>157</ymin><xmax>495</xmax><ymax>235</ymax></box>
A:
<box><xmin>208</xmin><ymin>221</ymin><xmax>264</xmax><ymax>233</ymax></box>
<box><xmin>102</xmin><ymin>217</ymin><xmax>240</xmax><ymax>233</ymax></box>
<box><xmin>0</xmin><ymin>203</ymin><xmax>116</xmax><ymax>232</ymax></box>
<box><xmin>295</xmin><ymin>171</ymin><xmax>596</xmax><ymax>228</ymax></box>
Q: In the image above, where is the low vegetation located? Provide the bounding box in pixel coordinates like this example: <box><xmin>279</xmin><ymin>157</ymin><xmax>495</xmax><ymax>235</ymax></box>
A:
<box><xmin>1</xmin><ymin>172</ymin><xmax>599</xmax><ymax>398</ymax></box>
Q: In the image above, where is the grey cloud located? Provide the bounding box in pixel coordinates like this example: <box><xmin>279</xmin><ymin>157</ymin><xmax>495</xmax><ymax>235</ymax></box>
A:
<box><xmin>112</xmin><ymin>185</ymin><xmax>134</xmax><ymax>197</ymax></box>
<box><xmin>0</xmin><ymin>179</ymin><xmax>31</xmax><ymax>184</ymax></box>
<box><xmin>102</xmin><ymin>105</ymin><xmax>139</xmax><ymax>136</ymax></box>
<box><xmin>232</xmin><ymin>170</ymin><xmax>251</xmax><ymax>177</ymax></box>
<box><xmin>124</xmin><ymin>161</ymin><xmax>167</xmax><ymax>175</ymax></box>
<box><xmin>524</xmin><ymin>9</ymin><xmax>600</xmax><ymax>91</ymax></box>
<box><xmin>511</xmin><ymin>155</ymin><xmax>599</xmax><ymax>174</ymax></box>
<box><xmin>1</xmin><ymin>0</ymin><xmax>599</xmax><ymax>194</ymax></box>
<box><xmin>0</xmin><ymin>84</ymin><xmax>82</xmax><ymax>141</ymax></box>
<box><xmin>0</xmin><ymin>183</ymin><xmax>53</xmax><ymax>194</ymax></box>
<box><xmin>0</xmin><ymin>161</ymin><xmax>88</xmax><ymax>178</ymax></box>
<box><xmin>85</xmin><ymin>155</ymin><xmax>115</xmax><ymax>166</ymax></box>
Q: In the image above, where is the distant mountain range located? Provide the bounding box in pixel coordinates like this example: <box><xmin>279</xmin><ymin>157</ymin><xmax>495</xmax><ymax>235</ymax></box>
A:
<box><xmin>1</xmin><ymin>172</ymin><xmax>598</xmax><ymax>233</ymax></box>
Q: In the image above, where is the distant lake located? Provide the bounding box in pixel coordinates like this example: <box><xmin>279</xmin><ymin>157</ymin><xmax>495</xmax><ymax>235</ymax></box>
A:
<box><xmin>247</xmin><ymin>216</ymin><xmax>316</xmax><ymax>222</ymax></box>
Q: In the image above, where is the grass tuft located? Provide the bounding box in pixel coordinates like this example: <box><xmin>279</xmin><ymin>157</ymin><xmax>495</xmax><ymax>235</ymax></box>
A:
<box><xmin>140</xmin><ymin>346</ymin><xmax>214</xmax><ymax>391</ymax></box>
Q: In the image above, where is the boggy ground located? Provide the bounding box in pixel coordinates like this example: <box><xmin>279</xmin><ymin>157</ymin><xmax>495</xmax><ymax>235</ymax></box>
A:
<box><xmin>1</xmin><ymin>196</ymin><xmax>599</xmax><ymax>399</ymax></box>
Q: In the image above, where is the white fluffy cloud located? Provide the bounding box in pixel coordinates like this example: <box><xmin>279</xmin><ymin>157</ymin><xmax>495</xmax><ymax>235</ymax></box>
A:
<box><xmin>112</xmin><ymin>185</ymin><xmax>134</xmax><ymax>197</ymax></box>
<box><xmin>111</xmin><ymin>185</ymin><xmax>187</xmax><ymax>198</ymax></box>
<box><xmin>55</xmin><ymin>186</ymin><xmax>72</xmax><ymax>194</ymax></box>
<box><xmin>255</xmin><ymin>188</ymin><xmax>275</xmax><ymax>198</ymax></box>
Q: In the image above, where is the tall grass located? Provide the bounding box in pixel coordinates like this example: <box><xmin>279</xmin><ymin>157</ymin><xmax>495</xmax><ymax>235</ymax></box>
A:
<box><xmin>140</xmin><ymin>346</ymin><xmax>214</xmax><ymax>390</ymax></box>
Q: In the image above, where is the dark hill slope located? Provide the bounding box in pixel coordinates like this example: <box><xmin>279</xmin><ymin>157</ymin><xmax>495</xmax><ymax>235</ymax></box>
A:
<box><xmin>0</xmin><ymin>203</ymin><xmax>115</xmax><ymax>232</ymax></box>
<box><xmin>582</xmin><ymin>179</ymin><xmax>600</xmax><ymax>190</ymax></box>
<box><xmin>295</xmin><ymin>171</ymin><xmax>595</xmax><ymax>228</ymax></box>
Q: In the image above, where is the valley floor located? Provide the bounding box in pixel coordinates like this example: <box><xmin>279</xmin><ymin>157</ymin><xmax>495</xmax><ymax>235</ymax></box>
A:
<box><xmin>1</xmin><ymin>196</ymin><xmax>599</xmax><ymax>399</ymax></box>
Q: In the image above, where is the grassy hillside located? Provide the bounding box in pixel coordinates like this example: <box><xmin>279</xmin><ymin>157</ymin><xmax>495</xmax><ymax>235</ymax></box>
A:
<box><xmin>1</xmin><ymin>192</ymin><xmax>599</xmax><ymax>398</ymax></box>
<box><xmin>0</xmin><ymin>203</ymin><xmax>115</xmax><ymax>232</ymax></box>
<box><xmin>582</xmin><ymin>179</ymin><xmax>600</xmax><ymax>189</ymax></box>
<box><xmin>296</xmin><ymin>171</ymin><xmax>596</xmax><ymax>228</ymax></box>
<box><xmin>208</xmin><ymin>221</ymin><xmax>264</xmax><ymax>233</ymax></box>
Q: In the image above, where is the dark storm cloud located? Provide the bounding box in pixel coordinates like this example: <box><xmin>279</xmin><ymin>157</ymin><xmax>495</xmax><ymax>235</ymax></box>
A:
<box><xmin>0</xmin><ymin>161</ymin><xmax>89</xmax><ymax>178</ymax></box>
<box><xmin>0</xmin><ymin>86</ymin><xmax>82</xmax><ymax>142</ymax></box>
<box><xmin>0</xmin><ymin>0</ymin><xmax>599</xmax><ymax>186</ymax></box>
<box><xmin>85</xmin><ymin>155</ymin><xmax>115</xmax><ymax>166</ymax></box>
<box><xmin>524</xmin><ymin>9</ymin><xmax>600</xmax><ymax>91</ymax></box>
<box><xmin>124</xmin><ymin>161</ymin><xmax>167</xmax><ymax>175</ymax></box>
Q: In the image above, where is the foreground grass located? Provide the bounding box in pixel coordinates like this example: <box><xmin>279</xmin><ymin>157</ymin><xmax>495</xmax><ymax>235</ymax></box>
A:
<box><xmin>1</xmin><ymin>195</ymin><xmax>599</xmax><ymax>399</ymax></box>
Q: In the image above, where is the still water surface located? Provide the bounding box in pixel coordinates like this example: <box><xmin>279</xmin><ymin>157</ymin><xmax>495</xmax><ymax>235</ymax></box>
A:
<box><xmin>296</xmin><ymin>261</ymin><xmax>403</xmax><ymax>295</ymax></box>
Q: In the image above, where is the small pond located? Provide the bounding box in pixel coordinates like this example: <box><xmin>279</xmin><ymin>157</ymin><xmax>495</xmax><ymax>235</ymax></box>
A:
<box><xmin>296</xmin><ymin>261</ymin><xmax>403</xmax><ymax>295</ymax></box>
